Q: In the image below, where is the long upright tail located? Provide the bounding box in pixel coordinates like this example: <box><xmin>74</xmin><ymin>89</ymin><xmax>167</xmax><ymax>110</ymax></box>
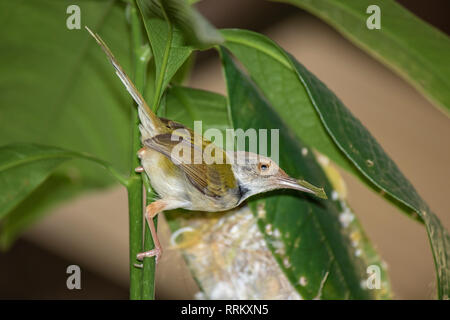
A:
<box><xmin>85</xmin><ymin>26</ymin><xmax>161</xmax><ymax>141</ymax></box>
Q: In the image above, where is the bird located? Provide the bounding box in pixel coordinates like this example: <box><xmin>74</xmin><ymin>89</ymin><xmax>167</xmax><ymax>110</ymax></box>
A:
<box><xmin>86</xmin><ymin>27</ymin><xmax>327</xmax><ymax>263</ymax></box>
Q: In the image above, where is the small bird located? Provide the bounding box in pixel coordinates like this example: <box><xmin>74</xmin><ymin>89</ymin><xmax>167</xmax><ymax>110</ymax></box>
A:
<box><xmin>86</xmin><ymin>27</ymin><xmax>326</xmax><ymax>263</ymax></box>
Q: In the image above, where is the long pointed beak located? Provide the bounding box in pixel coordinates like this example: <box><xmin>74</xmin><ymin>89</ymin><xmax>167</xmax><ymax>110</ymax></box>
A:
<box><xmin>278</xmin><ymin>177</ymin><xmax>328</xmax><ymax>199</ymax></box>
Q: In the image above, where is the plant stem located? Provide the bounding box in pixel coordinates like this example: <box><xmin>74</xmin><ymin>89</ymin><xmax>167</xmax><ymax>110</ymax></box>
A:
<box><xmin>142</xmin><ymin>174</ymin><xmax>157</xmax><ymax>299</ymax></box>
<box><xmin>135</xmin><ymin>1</ymin><xmax>173</xmax><ymax>299</ymax></box>
<box><xmin>127</xmin><ymin>2</ymin><xmax>148</xmax><ymax>300</ymax></box>
<box><xmin>127</xmin><ymin>178</ymin><xmax>143</xmax><ymax>300</ymax></box>
<box><xmin>129</xmin><ymin>0</ymin><xmax>175</xmax><ymax>300</ymax></box>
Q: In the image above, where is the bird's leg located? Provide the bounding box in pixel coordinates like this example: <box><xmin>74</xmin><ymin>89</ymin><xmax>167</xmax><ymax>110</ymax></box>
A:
<box><xmin>136</xmin><ymin>200</ymin><xmax>166</xmax><ymax>264</ymax></box>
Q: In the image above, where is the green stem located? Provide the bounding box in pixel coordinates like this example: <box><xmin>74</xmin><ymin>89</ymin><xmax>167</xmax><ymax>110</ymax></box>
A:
<box><xmin>127</xmin><ymin>178</ymin><xmax>143</xmax><ymax>300</ymax></box>
<box><xmin>129</xmin><ymin>0</ymin><xmax>174</xmax><ymax>300</ymax></box>
<box><xmin>127</xmin><ymin>2</ymin><xmax>148</xmax><ymax>300</ymax></box>
<box><xmin>142</xmin><ymin>174</ymin><xmax>157</xmax><ymax>299</ymax></box>
<box><xmin>135</xmin><ymin>1</ymin><xmax>173</xmax><ymax>299</ymax></box>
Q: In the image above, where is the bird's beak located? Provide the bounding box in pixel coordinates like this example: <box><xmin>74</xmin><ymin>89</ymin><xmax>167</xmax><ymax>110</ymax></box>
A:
<box><xmin>278</xmin><ymin>177</ymin><xmax>328</xmax><ymax>199</ymax></box>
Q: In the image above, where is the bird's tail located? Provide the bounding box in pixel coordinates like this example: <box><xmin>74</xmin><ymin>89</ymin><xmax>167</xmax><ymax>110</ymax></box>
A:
<box><xmin>85</xmin><ymin>26</ymin><xmax>161</xmax><ymax>141</ymax></box>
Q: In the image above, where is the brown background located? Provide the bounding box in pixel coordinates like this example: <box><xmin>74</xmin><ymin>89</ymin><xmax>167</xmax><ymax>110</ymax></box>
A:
<box><xmin>0</xmin><ymin>0</ymin><xmax>449</xmax><ymax>299</ymax></box>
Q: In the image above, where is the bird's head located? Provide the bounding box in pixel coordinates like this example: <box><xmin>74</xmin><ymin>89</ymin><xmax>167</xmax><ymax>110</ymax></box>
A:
<box><xmin>230</xmin><ymin>151</ymin><xmax>327</xmax><ymax>203</ymax></box>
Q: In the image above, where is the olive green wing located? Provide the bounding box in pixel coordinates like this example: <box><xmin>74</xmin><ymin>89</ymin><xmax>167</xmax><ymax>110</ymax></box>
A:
<box><xmin>144</xmin><ymin>132</ymin><xmax>236</xmax><ymax>198</ymax></box>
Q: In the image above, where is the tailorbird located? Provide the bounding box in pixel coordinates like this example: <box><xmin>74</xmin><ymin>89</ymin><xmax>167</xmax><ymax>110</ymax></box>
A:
<box><xmin>86</xmin><ymin>27</ymin><xmax>327</xmax><ymax>263</ymax></box>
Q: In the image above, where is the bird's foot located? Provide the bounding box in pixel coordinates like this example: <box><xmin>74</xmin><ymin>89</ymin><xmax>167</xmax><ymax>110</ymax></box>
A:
<box><xmin>137</xmin><ymin>247</ymin><xmax>162</xmax><ymax>264</ymax></box>
<box><xmin>135</xmin><ymin>166</ymin><xmax>144</xmax><ymax>173</ymax></box>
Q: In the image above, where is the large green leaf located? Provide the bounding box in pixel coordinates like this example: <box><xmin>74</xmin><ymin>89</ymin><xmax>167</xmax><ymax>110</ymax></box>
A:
<box><xmin>171</xmin><ymin>53</ymin><xmax>196</xmax><ymax>85</ymax></box>
<box><xmin>272</xmin><ymin>0</ymin><xmax>450</xmax><ymax>116</ymax></box>
<box><xmin>137</xmin><ymin>0</ymin><xmax>223</xmax><ymax>50</ymax></box>
<box><xmin>222</xmin><ymin>29</ymin><xmax>450</xmax><ymax>299</ymax></box>
<box><xmin>220</xmin><ymin>48</ymin><xmax>389</xmax><ymax>299</ymax></box>
<box><xmin>0</xmin><ymin>0</ymin><xmax>132</xmax><ymax>175</ymax></box>
<box><xmin>136</xmin><ymin>0</ymin><xmax>192</xmax><ymax>109</ymax></box>
<box><xmin>0</xmin><ymin>174</ymin><xmax>85</xmax><ymax>249</ymax></box>
<box><xmin>0</xmin><ymin>144</ymin><xmax>74</xmax><ymax>220</ymax></box>
<box><xmin>0</xmin><ymin>0</ymin><xmax>135</xmax><ymax>244</ymax></box>
<box><xmin>136</xmin><ymin>0</ymin><xmax>224</xmax><ymax>110</ymax></box>
<box><xmin>165</xmin><ymin>85</ymin><xmax>230</xmax><ymax>140</ymax></box>
<box><xmin>0</xmin><ymin>144</ymin><xmax>126</xmax><ymax>248</ymax></box>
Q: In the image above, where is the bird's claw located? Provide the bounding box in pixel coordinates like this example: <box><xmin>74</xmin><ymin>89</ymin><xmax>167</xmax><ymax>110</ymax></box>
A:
<box><xmin>137</xmin><ymin>147</ymin><xmax>146</xmax><ymax>159</ymax></box>
<box><xmin>135</xmin><ymin>166</ymin><xmax>144</xmax><ymax>173</ymax></box>
<box><xmin>136</xmin><ymin>248</ymin><xmax>162</xmax><ymax>264</ymax></box>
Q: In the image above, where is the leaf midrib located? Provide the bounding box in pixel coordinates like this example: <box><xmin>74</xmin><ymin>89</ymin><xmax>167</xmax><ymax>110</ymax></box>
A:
<box><xmin>0</xmin><ymin>152</ymin><xmax>73</xmax><ymax>173</ymax></box>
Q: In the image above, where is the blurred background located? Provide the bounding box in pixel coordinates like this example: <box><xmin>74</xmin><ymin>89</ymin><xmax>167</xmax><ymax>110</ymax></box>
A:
<box><xmin>0</xmin><ymin>0</ymin><xmax>449</xmax><ymax>299</ymax></box>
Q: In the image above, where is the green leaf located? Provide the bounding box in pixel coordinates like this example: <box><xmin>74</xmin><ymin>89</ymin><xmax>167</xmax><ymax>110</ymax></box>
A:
<box><xmin>165</xmin><ymin>85</ymin><xmax>230</xmax><ymax>136</ymax></box>
<box><xmin>220</xmin><ymin>47</ymin><xmax>390</xmax><ymax>299</ymax></box>
<box><xmin>0</xmin><ymin>144</ymin><xmax>72</xmax><ymax>220</ymax></box>
<box><xmin>0</xmin><ymin>0</ymin><xmax>133</xmax><ymax>177</ymax></box>
<box><xmin>272</xmin><ymin>0</ymin><xmax>450</xmax><ymax>116</ymax></box>
<box><xmin>0</xmin><ymin>144</ymin><xmax>126</xmax><ymax>225</ymax></box>
<box><xmin>136</xmin><ymin>1</ymin><xmax>193</xmax><ymax>110</ymax></box>
<box><xmin>0</xmin><ymin>173</ymin><xmax>86</xmax><ymax>249</ymax></box>
<box><xmin>222</xmin><ymin>29</ymin><xmax>450</xmax><ymax>299</ymax></box>
<box><xmin>137</xmin><ymin>0</ymin><xmax>223</xmax><ymax>49</ymax></box>
<box><xmin>0</xmin><ymin>0</ymin><xmax>139</xmax><ymax>244</ymax></box>
<box><xmin>171</xmin><ymin>53</ymin><xmax>196</xmax><ymax>85</ymax></box>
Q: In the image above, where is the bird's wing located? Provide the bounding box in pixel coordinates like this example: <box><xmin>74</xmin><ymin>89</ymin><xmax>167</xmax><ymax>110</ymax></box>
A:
<box><xmin>144</xmin><ymin>130</ymin><xmax>237</xmax><ymax>198</ymax></box>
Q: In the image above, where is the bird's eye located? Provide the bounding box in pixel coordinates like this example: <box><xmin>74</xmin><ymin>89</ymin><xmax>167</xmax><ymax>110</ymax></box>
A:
<box><xmin>258</xmin><ymin>162</ymin><xmax>270</xmax><ymax>172</ymax></box>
